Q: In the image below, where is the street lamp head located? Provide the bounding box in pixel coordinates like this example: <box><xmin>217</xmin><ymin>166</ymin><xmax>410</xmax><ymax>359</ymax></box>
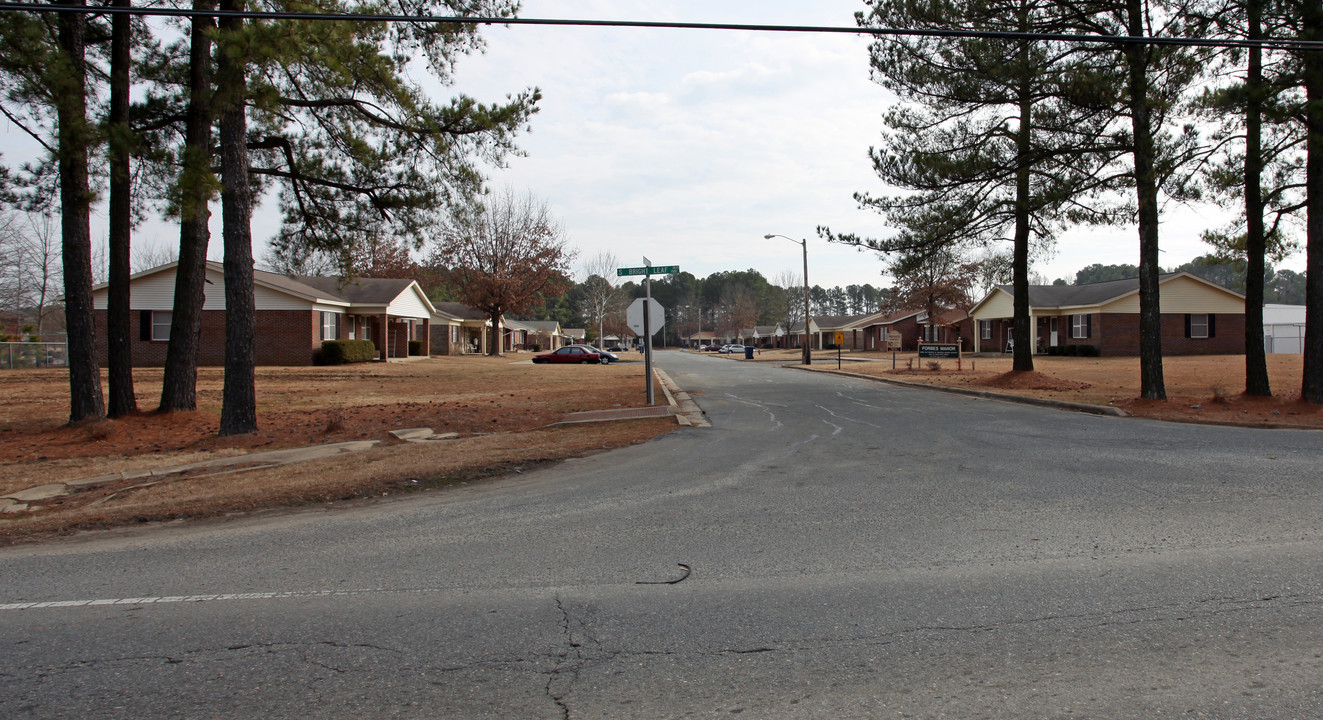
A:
<box><xmin>764</xmin><ymin>233</ymin><xmax>805</xmax><ymax>246</ymax></box>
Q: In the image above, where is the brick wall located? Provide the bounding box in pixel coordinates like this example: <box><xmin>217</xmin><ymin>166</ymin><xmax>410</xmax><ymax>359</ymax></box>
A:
<box><xmin>95</xmin><ymin>309</ymin><xmax>320</xmax><ymax>366</ymax></box>
<box><xmin>264</xmin><ymin>310</ymin><xmax>319</xmax><ymax>365</ymax></box>
<box><xmin>1089</xmin><ymin>313</ymin><xmax>1245</xmax><ymax>355</ymax></box>
<box><xmin>430</xmin><ymin>323</ymin><xmax>459</xmax><ymax>355</ymax></box>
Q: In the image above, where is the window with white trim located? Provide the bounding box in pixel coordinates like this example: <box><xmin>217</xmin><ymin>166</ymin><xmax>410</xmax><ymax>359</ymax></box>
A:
<box><xmin>980</xmin><ymin>320</ymin><xmax>992</xmax><ymax>340</ymax></box>
<box><xmin>1188</xmin><ymin>313</ymin><xmax>1209</xmax><ymax>338</ymax></box>
<box><xmin>320</xmin><ymin>312</ymin><xmax>340</xmax><ymax>341</ymax></box>
<box><xmin>152</xmin><ymin>311</ymin><xmax>172</xmax><ymax>341</ymax></box>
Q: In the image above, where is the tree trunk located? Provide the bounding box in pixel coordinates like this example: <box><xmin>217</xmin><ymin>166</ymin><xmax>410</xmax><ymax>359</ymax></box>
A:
<box><xmin>106</xmin><ymin>0</ymin><xmax>136</xmax><ymax>418</ymax></box>
<box><xmin>488</xmin><ymin>310</ymin><xmax>502</xmax><ymax>356</ymax></box>
<box><xmin>1243</xmin><ymin>0</ymin><xmax>1271</xmax><ymax>397</ymax></box>
<box><xmin>160</xmin><ymin>2</ymin><xmax>217</xmax><ymax>413</ymax></box>
<box><xmin>1126</xmin><ymin>0</ymin><xmax>1166</xmax><ymax>401</ymax></box>
<box><xmin>1302</xmin><ymin>0</ymin><xmax>1323</xmax><ymax>403</ymax></box>
<box><xmin>1012</xmin><ymin>25</ymin><xmax>1035</xmax><ymax>373</ymax></box>
<box><xmin>217</xmin><ymin>0</ymin><xmax>257</xmax><ymax>435</ymax></box>
<box><xmin>56</xmin><ymin>0</ymin><xmax>105</xmax><ymax>424</ymax></box>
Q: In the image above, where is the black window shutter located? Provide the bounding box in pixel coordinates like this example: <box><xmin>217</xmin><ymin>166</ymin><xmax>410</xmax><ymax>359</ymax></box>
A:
<box><xmin>1085</xmin><ymin>314</ymin><xmax>1092</xmax><ymax>339</ymax></box>
<box><xmin>140</xmin><ymin>310</ymin><xmax>151</xmax><ymax>341</ymax></box>
<box><xmin>1209</xmin><ymin>314</ymin><xmax>1216</xmax><ymax>338</ymax></box>
<box><xmin>1184</xmin><ymin>314</ymin><xmax>1191</xmax><ymax>338</ymax></box>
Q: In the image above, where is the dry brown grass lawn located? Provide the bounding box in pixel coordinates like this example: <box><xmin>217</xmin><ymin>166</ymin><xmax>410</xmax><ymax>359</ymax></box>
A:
<box><xmin>0</xmin><ymin>355</ymin><xmax>672</xmax><ymax>543</ymax></box>
<box><xmin>787</xmin><ymin>350</ymin><xmax>1323</xmax><ymax>428</ymax></box>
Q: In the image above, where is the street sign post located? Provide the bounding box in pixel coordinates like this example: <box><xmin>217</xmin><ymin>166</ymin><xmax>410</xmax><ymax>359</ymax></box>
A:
<box><xmin>620</xmin><ymin>262</ymin><xmax>678</xmax><ymax>405</ymax></box>
<box><xmin>626</xmin><ymin>297</ymin><xmax>666</xmax><ymax>336</ymax></box>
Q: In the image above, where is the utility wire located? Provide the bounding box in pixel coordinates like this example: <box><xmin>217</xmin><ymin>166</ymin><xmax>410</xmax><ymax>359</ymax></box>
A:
<box><xmin>2</xmin><ymin>3</ymin><xmax>1322</xmax><ymax>52</ymax></box>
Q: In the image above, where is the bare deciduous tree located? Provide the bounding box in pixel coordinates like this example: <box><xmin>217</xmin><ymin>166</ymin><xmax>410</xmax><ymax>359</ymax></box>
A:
<box><xmin>0</xmin><ymin>213</ymin><xmax>64</xmax><ymax>337</ymax></box>
<box><xmin>131</xmin><ymin>242</ymin><xmax>181</xmax><ymax>273</ymax></box>
<box><xmin>433</xmin><ymin>188</ymin><xmax>575</xmax><ymax>355</ymax></box>
<box><xmin>577</xmin><ymin>251</ymin><xmax>626</xmax><ymax>345</ymax></box>
<box><xmin>773</xmin><ymin>269</ymin><xmax>803</xmax><ymax>333</ymax></box>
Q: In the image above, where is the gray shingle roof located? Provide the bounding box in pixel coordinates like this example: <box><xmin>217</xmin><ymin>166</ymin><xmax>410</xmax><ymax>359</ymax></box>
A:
<box><xmin>289</xmin><ymin>275</ymin><xmax>415</xmax><ymax>305</ymax></box>
<box><xmin>812</xmin><ymin>313</ymin><xmax>872</xmax><ymax>330</ymax></box>
<box><xmin>432</xmin><ymin>302</ymin><xmax>490</xmax><ymax>321</ymax></box>
<box><xmin>995</xmin><ymin>273</ymin><xmax>1178</xmax><ymax>308</ymax></box>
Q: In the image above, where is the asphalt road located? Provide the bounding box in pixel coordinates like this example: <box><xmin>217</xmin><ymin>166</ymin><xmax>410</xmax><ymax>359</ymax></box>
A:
<box><xmin>3</xmin><ymin>351</ymin><xmax>1322</xmax><ymax>719</ymax></box>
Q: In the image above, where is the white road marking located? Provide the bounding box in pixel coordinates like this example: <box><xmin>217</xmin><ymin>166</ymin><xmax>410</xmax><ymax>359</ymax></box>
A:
<box><xmin>0</xmin><ymin>588</ymin><xmax>402</xmax><ymax>611</ymax></box>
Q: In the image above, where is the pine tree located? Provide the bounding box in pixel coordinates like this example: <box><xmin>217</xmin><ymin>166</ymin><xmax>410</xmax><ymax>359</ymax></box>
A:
<box><xmin>1059</xmin><ymin>0</ymin><xmax>1208</xmax><ymax>400</ymax></box>
<box><xmin>1192</xmin><ymin>0</ymin><xmax>1304</xmax><ymax>397</ymax></box>
<box><xmin>160</xmin><ymin>2</ymin><xmax>219</xmax><ymax>414</ymax></box>
<box><xmin>106</xmin><ymin>0</ymin><xmax>137</xmax><ymax>418</ymax></box>
<box><xmin>826</xmin><ymin>0</ymin><xmax>1122</xmax><ymax>372</ymax></box>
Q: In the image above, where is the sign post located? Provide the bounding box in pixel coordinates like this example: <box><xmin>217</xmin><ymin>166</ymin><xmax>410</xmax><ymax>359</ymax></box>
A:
<box><xmin>887</xmin><ymin>330</ymin><xmax>902</xmax><ymax>369</ymax></box>
<box><xmin>620</xmin><ymin>262</ymin><xmax>677</xmax><ymax>405</ymax></box>
<box><xmin>834</xmin><ymin>331</ymin><xmax>844</xmax><ymax>369</ymax></box>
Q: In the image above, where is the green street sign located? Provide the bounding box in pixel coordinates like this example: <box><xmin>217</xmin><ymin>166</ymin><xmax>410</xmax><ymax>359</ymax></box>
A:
<box><xmin>617</xmin><ymin>265</ymin><xmax>680</xmax><ymax>277</ymax></box>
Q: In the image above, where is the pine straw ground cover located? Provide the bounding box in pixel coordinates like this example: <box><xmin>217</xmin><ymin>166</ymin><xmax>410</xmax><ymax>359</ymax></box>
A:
<box><xmin>0</xmin><ymin>355</ymin><xmax>671</xmax><ymax>544</ymax></box>
<box><xmin>762</xmin><ymin>349</ymin><xmax>1323</xmax><ymax>428</ymax></box>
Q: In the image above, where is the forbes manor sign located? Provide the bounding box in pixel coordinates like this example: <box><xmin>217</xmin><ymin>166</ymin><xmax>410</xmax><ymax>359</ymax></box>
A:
<box><xmin>918</xmin><ymin>343</ymin><xmax>960</xmax><ymax>359</ymax></box>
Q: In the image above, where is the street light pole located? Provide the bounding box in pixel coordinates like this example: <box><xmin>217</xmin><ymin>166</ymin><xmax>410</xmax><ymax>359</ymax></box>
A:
<box><xmin>765</xmin><ymin>234</ymin><xmax>811</xmax><ymax>366</ymax></box>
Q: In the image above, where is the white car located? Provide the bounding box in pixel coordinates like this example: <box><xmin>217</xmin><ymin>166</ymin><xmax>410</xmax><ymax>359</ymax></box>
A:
<box><xmin>718</xmin><ymin>344</ymin><xmax>746</xmax><ymax>354</ymax></box>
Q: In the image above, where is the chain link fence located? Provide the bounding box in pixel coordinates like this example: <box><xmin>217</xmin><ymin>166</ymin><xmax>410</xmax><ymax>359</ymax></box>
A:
<box><xmin>0</xmin><ymin>342</ymin><xmax>69</xmax><ymax>369</ymax></box>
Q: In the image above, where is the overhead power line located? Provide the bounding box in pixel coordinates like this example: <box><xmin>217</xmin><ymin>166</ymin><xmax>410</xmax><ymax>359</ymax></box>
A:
<box><xmin>2</xmin><ymin>3</ymin><xmax>1322</xmax><ymax>52</ymax></box>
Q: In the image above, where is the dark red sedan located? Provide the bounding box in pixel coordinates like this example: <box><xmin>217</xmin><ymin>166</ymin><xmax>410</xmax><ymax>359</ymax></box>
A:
<box><xmin>532</xmin><ymin>346</ymin><xmax>602</xmax><ymax>364</ymax></box>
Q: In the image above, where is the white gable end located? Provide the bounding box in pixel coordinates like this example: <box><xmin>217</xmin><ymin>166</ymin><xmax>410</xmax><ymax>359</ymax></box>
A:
<box><xmin>94</xmin><ymin>264</ymin><xmax>323</xmax><ymax>311</ymax></box>
<box><xmin>386</xmin><ymin>286</ymin><xmax>433</xmax><ymax>319</ymax></box>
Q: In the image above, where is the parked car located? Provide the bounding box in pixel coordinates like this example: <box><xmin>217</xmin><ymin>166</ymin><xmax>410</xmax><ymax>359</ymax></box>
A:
<box><xmin>605</xmin><ymin>346</ymin><xmax>626</xmax><ymax>353</ymax></box>
<box><xmin>532</xmin><ymin>346</ymin><xmax>601</xmax><ymax>364</ymax></box>
<box><xmin>704</xmin><ymin>344</ymin><xmax>721</xmax><ymax>352</ymax></box>
<box><xmin>571</xmin><ymin>344</ymin><xmax>619</xmax><ymax>364</ymax></box>
<box><xmin>719</xmin><ymin>344</ymin><xmax>746</xmax><ymax>354</ymax></box>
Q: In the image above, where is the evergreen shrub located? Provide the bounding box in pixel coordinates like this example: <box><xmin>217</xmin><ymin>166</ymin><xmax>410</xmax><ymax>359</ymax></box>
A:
<box><xmin>315</xmin><ymin>339</ymin><xmax>377</xmax><ymax>365</ymax></box>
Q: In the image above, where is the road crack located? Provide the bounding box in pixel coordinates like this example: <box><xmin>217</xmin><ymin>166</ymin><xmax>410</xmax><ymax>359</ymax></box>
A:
<box><xmin>545</xmin><ymin>594</ymin><xmax>583</xmax><ymax>720</ymax></box>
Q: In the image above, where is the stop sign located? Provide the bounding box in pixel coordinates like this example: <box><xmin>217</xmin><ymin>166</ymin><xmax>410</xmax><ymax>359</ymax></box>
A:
<box><xmin>626</xmin><ymin>298</ymin><xmax>665</xmax><ymax>336</ymax></box>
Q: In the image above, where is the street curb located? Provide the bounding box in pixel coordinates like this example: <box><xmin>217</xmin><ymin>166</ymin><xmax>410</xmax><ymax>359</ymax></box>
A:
<box><xmin>793</xmin><ymin>366</ymin><xmax>1128</xmax><ymax>418</ymax></box>
<box><xmin>552</xmin><ymin>405</ymin><xmax>675</xmax><ymax>425</ymax></box>
<box><xmin>655</xmin><ymin>368</ymin><xmax>712</xmax><ymax>428</ymax></box>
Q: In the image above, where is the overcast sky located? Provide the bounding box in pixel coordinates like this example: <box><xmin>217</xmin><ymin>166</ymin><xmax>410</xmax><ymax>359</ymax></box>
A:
<box><xmin>4</xmin><ymin>0</ymin><xmax>1306</xmax><ymax>291</ymax></box>
<box><xmin>438</xmin><ymin>0</ymin><xmax>1307</xmax><ymax>288</ymax></box>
